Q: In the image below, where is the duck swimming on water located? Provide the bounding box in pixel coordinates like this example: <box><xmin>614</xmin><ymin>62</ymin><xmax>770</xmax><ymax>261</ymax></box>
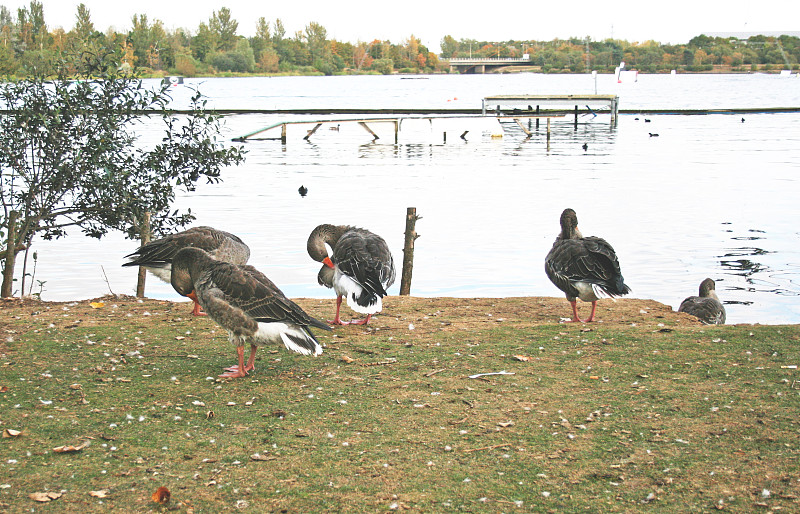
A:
<box><xmin>307</xmin><ymin>224</ymin><xmax>396</xmax><ymax>325</ymax></box>
<box><xmin>545</xmin><ymin>208</ymin><xmax>630</xmax><ymax>322</ymax></box>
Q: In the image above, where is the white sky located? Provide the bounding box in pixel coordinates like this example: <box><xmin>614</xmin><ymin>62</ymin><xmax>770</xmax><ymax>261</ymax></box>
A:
<box><xmin>3</xmin><ymin>0</ymin><xmax>798</xmax><ymax>52</ymax></box>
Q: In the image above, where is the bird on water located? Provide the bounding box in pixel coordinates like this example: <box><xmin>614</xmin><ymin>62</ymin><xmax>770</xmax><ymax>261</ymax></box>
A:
<box><xmin>123</xmin><ymin>226</ymin><xmax>250</xmax><ymax>316</ymax></box>
<box><xmin>170</xmin><ymin>247</ymin><xmax>330</xmax><ymax>378</ymax></box>
<box><xmin>298</xmin><ymin>185</ymin><xmax>308</xmax><ymax>197</ymax></box>
<box><xmin>678</xmin><ymin>278</ymin><xmax>726</xmax><ymax>324</ymax></box>
<box><xmin>307</xmin><ymin>224</ymin><xmax>396</xmax><ymax>325</ymax></box>
<box><xmin>544</xmin><ymin>208</ymin><xmax>630</xmax><ymax>322</ymax></box>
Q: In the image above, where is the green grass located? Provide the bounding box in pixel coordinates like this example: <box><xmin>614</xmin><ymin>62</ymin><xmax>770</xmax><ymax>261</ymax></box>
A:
<box><xmin>1</xmin><ymin>297</ymin><xmax>799</xmax><ymax>512</ymax></box>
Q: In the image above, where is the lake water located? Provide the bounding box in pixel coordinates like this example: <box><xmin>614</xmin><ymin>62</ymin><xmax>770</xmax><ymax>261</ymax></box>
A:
<box><xmin>15</xmin><ymin>73</ymin><xmax>800</xmax><ymax>325</ymax></box>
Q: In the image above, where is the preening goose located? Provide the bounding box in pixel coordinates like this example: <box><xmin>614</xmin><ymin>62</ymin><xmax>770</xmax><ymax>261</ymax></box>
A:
<box><xmin>544</xmin><ymin>208</ymin><xmax>631</xmax><ymax>322</ymax></box>
<box><xmin>170</xmin><ymin>247</ymin><xmax>330</xmax><ymax>378</ymax></box>
<box><xmin>678</xmin><ymin>278</ymin><xmax>726</xmax><ymax>324</ymax></box>
<box><xmin>123</xmin><ymin>226</ymin><xmax>250</xmax><ymax>315</ymax></box>
<box><xmin>307</xmin><ymin>224</ymin><xmax>396</xmax><ymax>325</ymax></box>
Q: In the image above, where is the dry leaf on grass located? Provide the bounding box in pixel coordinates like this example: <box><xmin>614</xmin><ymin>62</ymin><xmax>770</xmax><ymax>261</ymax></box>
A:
<box><xmin>513</xmin><ymin>355</ymin><xmax>532</xmax><ymax>362</ymax></box>
<box><xmin>0</xmin><ymin>385</ymin><xmax>8</xmax><ymax>392</ymax></box>
<box><xmin>3</xmin><ymin>428</ymin><xmax>22</xmax><ymax>438</ymax></box>
<box><xmin>29</xmin><ymin>491</ymin><xmax>63</xmax><ymax>502</ymax></box>
<box><xmin>152</xmin><ymin>486</ymin><xmax>170</xmax><ymax>504</ymax></box>
<box><xmin>341</xmin><ymin>355</ymin><xmax>355</xmax><ymax>363</ymax></box>
<box><xmin>53</xmin><ymin>440</ymin><xmax>90</xmax><ymax>453</ymax></box>
<box><xmin>89</xmin><ymin>302</ymin><xmax>105</xmax><ymax>309</ymax></box>
<box><xmin>89</xmin><ymin>490</ymin><xmax>110</xmax><ymax>498</ymax></box>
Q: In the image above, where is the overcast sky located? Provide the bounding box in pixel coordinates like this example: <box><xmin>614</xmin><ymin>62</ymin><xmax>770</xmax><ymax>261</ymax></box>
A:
<box><xmin>3</xmin><ymin>0</ymin><xmax>798</xmax><ymax>52</ymax></box>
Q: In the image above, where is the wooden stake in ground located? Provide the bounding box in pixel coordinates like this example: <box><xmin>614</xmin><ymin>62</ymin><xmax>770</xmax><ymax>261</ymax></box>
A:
<box><xmin>135</xmin><ymin>211</ymin><xmax>152</xmax><ymax>298</ymax></box>
<box><xmin>400</xmin><ymin>207</ymin><xmax>421</xmax><ymax>296</ymax></box>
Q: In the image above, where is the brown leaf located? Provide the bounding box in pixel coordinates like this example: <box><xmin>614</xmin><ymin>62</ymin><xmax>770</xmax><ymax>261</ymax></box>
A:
<box><xmin>152</xmin><ymin>486</ymin><xmax>170</xmax><ymax>504</ymax></box>
<box><xmin>0</xmin><ymin>385</ymin><xmax>8</xmax><ymax>393</ymax></box>
<box><xmin>53</xmin><ymin>440</ymin><xmax>90</xmax><ymax>453</ymax></box>
<box><xmin>89</xmin><ymin>490</ymin><xmax>110</xmax><ymax>498</ymax></box>
<box><xmin>3</xmin><ymin>428</ymin><xmax>22</xmax><ymax>438</ymax></box>
<box><xmin>341</xmin><ymin>355</ymin><xmax>355</xmax><ymax>363</ymax></box>
<box><xmin>29</xmin><ymin>491</ymin><xmax>63</xmax><ymax>502</ymax></box>
<box><xmin>513</xmin><ymin>355</ymin><xmax>532</xmax><ymax>362</ymax></box>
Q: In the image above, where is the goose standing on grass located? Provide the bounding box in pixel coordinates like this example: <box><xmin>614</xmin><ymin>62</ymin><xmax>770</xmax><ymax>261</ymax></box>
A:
<box><xmin>307</xmin><ymin>224</ymin><xmax>396</xmax><ymax>325</ymax></box>
<box><xmin>123</xmin><ymin>226</ymin><xmax>250</xmax><ymax>316</ymax></box>
<box><xmin>545</xmin><ymin>208</ymin><xmax>631</xmax><ymax>322</ymax></box>
<box><xmin>170</xmin><ymin>247</ymin><xmax>330</xmax><ymax>378</ymax></box>
<box><xmin>678</xmin><ymin>278</ymin><xmax>726</xmax><ymax>324</ymax></box>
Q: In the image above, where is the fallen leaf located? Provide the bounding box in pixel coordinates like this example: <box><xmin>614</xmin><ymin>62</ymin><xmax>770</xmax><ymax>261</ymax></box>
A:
<box><xmin>152</xmin><ymin>486</ymin><xmax>170</xmax><ymax>504</ymax></box>
<box><xmin>0</xmin><ymin>385</ymin><xmax>8</xmax><ymax>393</ymax></box>
<box><xmin>589</xmin><ymin>376</ymin><xmax>600</xmax><ymax>380</ymax></box>
<box><xmin>513</xmin><ymin>355</ymin><xmax>532</xmax><ymax>362</ymax></box>
<box><xmin>53</xmin><ymin>440</ymin><xmax>90</xmax><ymax>453</ymax></box>
<box><xmin>89</xmin><ymin>302</ymin><xmax>105</xmax><ymax>309</ymax></box>
<box><xmin>29</xmin><ymin>491</ymin><xmax>63</xmax><ymax>502</ymax></box>
<box><xmin>250</xmin><ymin>453</ymin><xmax>275</xmax><ymax>461</ymax></box>
<box><xmin>3</xmin><ymin>428</ymin><xmax>22</xmax><ymax>438</ymax></box>
<box><xmin>206</xmin><ymin>410</ymin><xmax>215</xmax><ymax>419</ymax></box>
<box><xmin>497</xmin><ymin>421</ymin><xmax>515</xmax><ymax>428</ymax></box>
<box><xmin>89</xmin><ymin>490</ymin><xmax>110</xmax><ymax>498</ymax></box>
<box><xmin>341</xmin><ymin>355</ymin><xmax>355</xmax><ymax>363</ymax></box>
<box><xmin>69</xmin><ymin>384</ymin><xmax>82</xmax><ymax>390</ymax></box>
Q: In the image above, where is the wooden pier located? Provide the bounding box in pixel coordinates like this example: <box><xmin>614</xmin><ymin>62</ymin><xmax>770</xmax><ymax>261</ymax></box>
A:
<box><xmin>232</xmin><ymin>113</ymin><xmax>565</xmax><ymax>144</ymax></box>
<box><xmin>482</xmin><ymin>94</ymin><xmax>619</xmax><ymax>124</ymax></box>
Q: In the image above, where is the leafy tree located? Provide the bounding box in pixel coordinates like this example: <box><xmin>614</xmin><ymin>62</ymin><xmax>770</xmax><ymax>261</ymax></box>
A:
<box><xmin>440</xmin><ymin>35</ymin><xmax>458</xmax><ymax>58</ymax></box>
<box><xmin>209</xmin><ymin>7</ymin><xmax>238</xmax><ymax>52</ymax></box>
<box><xmin>0</xmin><ymin>51</ymin><xmax>246</xmax><ymax>297</ymax></box>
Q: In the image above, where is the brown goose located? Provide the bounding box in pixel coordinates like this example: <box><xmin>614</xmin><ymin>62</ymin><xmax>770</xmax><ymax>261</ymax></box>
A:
<box><xmin>123</xmin><ymin>226</ymin><xmax>250</xmax><ymax>315</ymax></box>
<box><xmin>544</xmin><ymin>208</ymin><xmax>630</xmax><ymax>322</ymax></box>
<box><xmin>678</xmin><ymin>278</ymin><xmax>726</xmax><ymax>324</ymax></box>
<box><xmin>170</xmin><ymin>247</ymin><xmax>330</xmax><ymax>378</ymax></box>
<box><xmin>307</xmin><ymin>224</ymin><xmax>396</xmax><ymax>325</ymax></box>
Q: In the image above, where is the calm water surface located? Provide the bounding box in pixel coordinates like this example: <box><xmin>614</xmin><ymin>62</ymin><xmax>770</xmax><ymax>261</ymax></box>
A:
<box><xmin>21</xmin><ymin>74</ymin><xmax>800</xmax><ymax>324</ymax></box>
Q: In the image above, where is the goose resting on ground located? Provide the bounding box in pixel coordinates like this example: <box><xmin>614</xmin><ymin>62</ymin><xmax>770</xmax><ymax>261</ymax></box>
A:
<box><xmin>678</xmin><ymin>278</ymin><xmax>726</xmax><ymax>324</ymax></box>
<box><xmin>170</xmin><ymin>247</ymin><xmax>330</xmax><ymax>378</ymax></box>
<box><xmin>307</xmin><ymin>224</ymin><xmax>396</xmax><ymax>325</ymax></box>
<box><xmin>545</xmin><ymin>208</ymin><xmax>631</xmax><ymax>322</ymax></box>
<box><xmin>123</xmin><ymin>226</ymin><xmax>250</xmax><ymax>316</ymax></box>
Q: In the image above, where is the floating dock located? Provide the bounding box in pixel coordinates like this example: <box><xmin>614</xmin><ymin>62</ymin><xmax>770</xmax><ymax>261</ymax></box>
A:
<box><xmin>232</xmin><ymin>113</ymin><xmax>566</xmax><ymax>144</ymax></box>
<box><xmin>482</xmin><ymin>94</ymin><xmax>620</xmax><ymax>124</ymax></box>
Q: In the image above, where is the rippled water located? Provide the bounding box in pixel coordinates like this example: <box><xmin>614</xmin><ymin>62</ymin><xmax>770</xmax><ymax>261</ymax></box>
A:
<box><xmin>18</xmin><ymin>74</ymin><xmax>800</xmax><ymax>324</ymax></box>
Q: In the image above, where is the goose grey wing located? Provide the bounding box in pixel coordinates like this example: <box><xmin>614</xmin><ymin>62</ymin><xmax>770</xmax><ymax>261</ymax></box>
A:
<box><xmin>124</xmin><ymin>226</ymin><xmax>217</xmax><ymax>266</ymax></box>
<box><xmin>334</xmin><ymin>230</ymin><xmax>395</xmax><ymax>295</ymax></box>
<box><xmin>678</xmin><ymin>297</ymin><xmax>726</xmax><ymax>324</ymax></box>
<box><xmin>211</xmin><ymin>264</ymin><xmax>330</xmax><ymax>331</ymax></box>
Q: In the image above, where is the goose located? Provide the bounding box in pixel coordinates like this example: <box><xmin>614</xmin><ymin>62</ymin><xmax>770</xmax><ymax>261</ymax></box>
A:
<box><xmin>123</xmin><ymin>226</ymin><xmax>250</xmax><ymax>316</ymax></box>
<box><xmin>678</xmin><ymin>278</ymin><xmax>726</xmax><ymax>324</ymax></box>
<box><xmin>298</xmin><ymin>185</ymin><xmax>308</xmax><ymax>197</ymax></box>
<box><xmin>170</xmin><ymin>247</ymin><xmax>330</xmax><ymax>378</ymax></box>
<box><xmin>307</xmin><ymin>224</ymin><xmax>396</xmax><ymax>325</ymax></box>
<box><xmin>545</xmin><ymin>208</ymin><xmax>631</xmax><ymax>322</ymax></box>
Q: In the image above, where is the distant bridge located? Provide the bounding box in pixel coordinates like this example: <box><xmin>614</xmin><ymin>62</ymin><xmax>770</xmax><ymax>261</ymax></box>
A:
<box><xmin>446</xmin><ymin>57</ymin><xmax>534</xmax><ymax>74</ymax></box>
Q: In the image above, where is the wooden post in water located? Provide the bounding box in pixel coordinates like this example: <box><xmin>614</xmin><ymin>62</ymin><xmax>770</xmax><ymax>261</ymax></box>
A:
<box><xmin>399</xmin><ymin>207</ymin><xmax>421</xmax><ymax>296</ymax></box>
<box><xmin>135</xmin><ymin>211</ymin><xmax>152</xmax><ymax>298</ymax></box>
<box><xmin>574</xmin><ymin>105</ymin><xmax>579</xmax><ymax>128</ymax></box>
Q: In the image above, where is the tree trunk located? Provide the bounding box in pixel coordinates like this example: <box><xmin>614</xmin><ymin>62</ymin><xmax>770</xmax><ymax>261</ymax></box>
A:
<box><xmin>135</xmin><ymin>211</ymin><xmax>152</xmax><ymax>297</ymax></box>
<box><xmin>1</xmin><ymin>210</ymin><xmax>20</xmax><ymax>298</ymax></box>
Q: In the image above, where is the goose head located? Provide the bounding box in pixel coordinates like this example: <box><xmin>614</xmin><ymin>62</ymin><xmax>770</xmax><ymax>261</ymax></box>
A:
<box><xmin>170</xmin><ymin>247</ymin><xmax>210</xmax><ymax>298</ymax></box>
<box><xmin>307</xmin><ymin>224</ymin><xmax>350</xmax><ymax>269</ymax></box>
<box><xmin>558</xmin><ymin>208</ymin><xmax>583</xmax><ymax>240</ymax></box>
<box><xmin>699</xmin><ymin>278</ymin><xmax>717</xmax><ymax>298</ymax></box>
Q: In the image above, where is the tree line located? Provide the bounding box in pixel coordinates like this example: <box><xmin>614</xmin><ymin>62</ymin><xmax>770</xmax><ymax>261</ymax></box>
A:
<box><xmin>1</xmin><ymin>1</ymin><xmax>798</xmax><ymax>77</ymax></box>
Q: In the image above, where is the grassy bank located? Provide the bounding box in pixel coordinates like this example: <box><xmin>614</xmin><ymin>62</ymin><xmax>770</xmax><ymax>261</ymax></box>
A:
<box><xmin>1</xmin><ymin>295</ymin><xmax>799</xmax><ymax>512</ymax></box>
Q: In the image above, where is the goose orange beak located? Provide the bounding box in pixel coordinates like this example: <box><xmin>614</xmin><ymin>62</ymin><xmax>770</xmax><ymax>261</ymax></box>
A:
<box><xmin>323</xmin><ymin>257</ymin><xmax>335</xmax><ymax>269</ymax></box>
